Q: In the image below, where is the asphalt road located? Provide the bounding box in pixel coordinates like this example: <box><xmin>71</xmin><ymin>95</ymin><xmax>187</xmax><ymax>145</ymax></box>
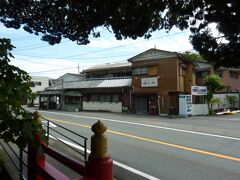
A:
<box><xmin>35</xmin><ymin>109</ymin><xmax>240</xmax><ymax>180</ymax></box>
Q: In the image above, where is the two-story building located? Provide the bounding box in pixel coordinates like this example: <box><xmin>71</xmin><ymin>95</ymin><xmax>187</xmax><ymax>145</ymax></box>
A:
<box><xmin>38</xmin><ymin>48</ymin><xmax>197</xmax><ymax>115</ymax></box>
<box><xmin>129</xmin><ymin>49</ymin><xmax>196</xmax><ymax>115</ymax></box>
<box><xmin>195</xmin><ymin>61</ymin><xmax>240</xmax><ymax>110</ymax></box>
<box><xmin>195</xmin><ymin>61</ymin><xmax>240</xmax><ymax>92</ymax></box>
<box><xmin>39</xmin><ymin>63</ymin><xmax>132</xmax><ymax>112</ymax></box>
<box><xmin>83</xmin><ymin>62</ymin><xmax>132</xmax><ymax>79</ymax></box>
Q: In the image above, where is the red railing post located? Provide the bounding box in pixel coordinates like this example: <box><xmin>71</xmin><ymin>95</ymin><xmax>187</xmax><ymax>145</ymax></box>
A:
<box><xmin>27</xmin><ymin>144</ymin><xmax>37</xmax><ymax>180</ymax></box>
<box><xmin>27</xmin><ymin>111</ymin><xmax>45</xmax><ymax>180</ymax></box>
<box><xmin>86</xmin><ymin>120</ymin><xmax>113</xmax><ymax>180</ymax></box>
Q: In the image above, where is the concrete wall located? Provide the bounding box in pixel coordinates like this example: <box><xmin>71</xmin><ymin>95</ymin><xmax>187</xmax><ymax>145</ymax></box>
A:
<box><xmin>213</xmin><ymin>93</ymin><xmax>239</xmax><ymax>110</ymax></box>
<box><xmin>83</xmin><ymin>101</ymin><xmax>122</xmax><ymax>112</ymax></box>
<box><xmin>192</xmin><ymin>104</ymin><xmax>209</xmax><ymax>115</ymax></box>
<box><xmin>62</xmin><ymin>104</ymin><xmax>81</xmax><ymax>112</ymax></box>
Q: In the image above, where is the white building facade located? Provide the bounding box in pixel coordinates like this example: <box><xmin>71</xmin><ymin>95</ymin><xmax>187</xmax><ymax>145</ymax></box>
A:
<box><xmin>30</xmin><ymin>76</ymin><xmax>50</xmax><ymax>105</ymax></box>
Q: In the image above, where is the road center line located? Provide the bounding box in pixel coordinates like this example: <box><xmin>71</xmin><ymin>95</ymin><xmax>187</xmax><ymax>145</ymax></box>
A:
<box><xmin>49</xmin><ymin>135</ymin><xmax>160</xmax><ymax>180</ymax></box>
<box><xmin>47</xmin><ymin>117</ymin><xmax>240</xmax><ymax>163</ymax></box>
<box><xmin>39</xmin><ymin>110</ymin><xmax>240</xmax><ymax>141</ymax></box>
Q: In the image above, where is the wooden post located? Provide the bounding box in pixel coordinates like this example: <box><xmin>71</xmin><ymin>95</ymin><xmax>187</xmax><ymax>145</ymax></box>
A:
<box><xmin>86</xmin><ymin>120</ymin><xmax>113</xmax><ymax>180</ymax></box>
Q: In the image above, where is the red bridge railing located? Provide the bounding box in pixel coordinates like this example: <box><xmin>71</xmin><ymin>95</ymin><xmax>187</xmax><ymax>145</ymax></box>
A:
<box><xmin>27</xmin><ymin>111</ymin><xmax>113</xmax><ymax>180</ymax></box>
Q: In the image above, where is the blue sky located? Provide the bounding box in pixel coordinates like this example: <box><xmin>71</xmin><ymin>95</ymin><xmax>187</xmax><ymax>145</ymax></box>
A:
<box><xmin>1</xmin><ymin>24</ymin><xmax>193</xmax><ymax>79</ymax></box>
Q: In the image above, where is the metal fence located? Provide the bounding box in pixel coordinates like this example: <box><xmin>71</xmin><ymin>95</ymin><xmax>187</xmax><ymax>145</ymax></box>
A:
<box><xmin>0</xmin><ymin>141</ymin><xmax>27</xmax><ymax>180</ymax></box>
<box><xmin>0</xmin><ymin>115</ymin><xmax>88</xmax><ymax>180</ymax></box>
<box><xmin>41</xmin><ymin>116</ymin><xmax>88</xmax><ymax>163</ymax></box>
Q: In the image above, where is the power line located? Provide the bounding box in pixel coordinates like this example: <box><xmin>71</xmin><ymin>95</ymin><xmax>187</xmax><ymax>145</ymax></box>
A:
<box><xmin>13</xmin><ymin>57</ymin><xmax>69</xmax><ymax>67</ymax></box>
<box><xmin>15</xmin><ymin>48</ymin><xmax>195</xmax><ymax>76</ymax></box>
<box><xmin>29</xmin><ymin>67</ymin><xmax>78</xmax><ymax>74</ymax></box>
<box><xmin>15</xmin><ymin>39</ymin><xmax>70</xmax><ymax>49</ymax></box>
<box><xmin>27</xmin><ymin>59</ymin><xmax>129</xmax><ymax>74</ymax></box>
<box><xmin>10</xmin><ymin>30</ymin><xmax>192</xmax><ymax>75</ymax></box>
<box><xmin>12</xmin><ymin>30</ymin><xmax>188</xmax><ymax>56</ymax></box>
<box><xmin>13</xmin><ymin>39</ymin><xmax>70</xmax><ymax>52</ymax></box>
<box><xmin>11</xmin><ymin>28</ymin><xmax>108</xmax><ymax>52</ymax></box>
<box><xmin>19</xmin><ymin>48</ymin><xmax>195</xmax><ymax>75</ymax></box>
<box><xmin>61</xmin><ymin>31</ymin><xmax>188</xmax><ymax>58</ymax></box>
<box><xmin>14</xmin><ymin>52</ymin><xmax>137</xmax><ymax>60</ymax></box>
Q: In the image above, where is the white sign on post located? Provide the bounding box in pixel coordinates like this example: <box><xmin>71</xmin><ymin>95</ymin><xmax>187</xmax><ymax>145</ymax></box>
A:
<box><xmin>141</xmin><ymin>77</ymin><xmax>158</xmax><ymax>87</ymax></box>
<box><xmin>179</xmin><ymin>95</ymin><xmax>192</xmax><ymax>116</ymax></box>
<box><xmin>191</xmin><ymin>86</ymin><xmax>207</xmax><ymax>95</ymax></box>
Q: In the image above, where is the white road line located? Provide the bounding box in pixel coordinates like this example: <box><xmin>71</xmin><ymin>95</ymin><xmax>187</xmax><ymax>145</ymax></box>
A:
<box><xmin>42</xmin><ymin>121</ymin><xmax>57</xmax><ymax>128</ymax></box>
<box><xmin>49</xmin><ymin>135</ymin><xmax>160</xmax><ymax>180</ymax></box>
<box><xmin>39</xmin><ymin>110</ymin><xmax>240</xmax><ymax>141</ymax></box>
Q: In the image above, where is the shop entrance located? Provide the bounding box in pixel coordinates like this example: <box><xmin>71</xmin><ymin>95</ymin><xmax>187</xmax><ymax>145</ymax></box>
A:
<box><xmin>135</xmin><ymin>96</ymin><xmax>148</xmax><ymax>114</ymax></box>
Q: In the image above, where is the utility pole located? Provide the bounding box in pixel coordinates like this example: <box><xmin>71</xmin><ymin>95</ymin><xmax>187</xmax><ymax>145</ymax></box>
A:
<box><xmin>78</xmin><ymin>64</ymin><xmax>80</xmax><ymax>74</ymax></box>
<box><xmin>61</xmin><ymin>79</ymin><xmax>64</xmax><ymax>110</ymax></box>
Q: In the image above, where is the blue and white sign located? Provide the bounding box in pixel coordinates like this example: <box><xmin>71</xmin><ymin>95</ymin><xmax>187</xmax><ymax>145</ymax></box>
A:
<box><xmin>191</xmin><ymin>86</ymin><xmax>207</xmax><ymax>95</ymax></box>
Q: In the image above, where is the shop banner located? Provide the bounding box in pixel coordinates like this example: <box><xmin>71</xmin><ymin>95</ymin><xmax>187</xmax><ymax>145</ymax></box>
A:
<box><xmin>191</xmin><ymin>86</ymin><xmax>207</xmax><ymax>95</ymax></box>
<box><xmin>141</xmin><ymin>77</ymin><xmax>158</xmax><ymax>87</ymax></box>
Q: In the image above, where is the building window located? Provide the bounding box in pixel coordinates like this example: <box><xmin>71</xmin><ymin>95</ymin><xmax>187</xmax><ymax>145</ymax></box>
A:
<box><xmin>196</xmin><ymin>70</ymin><xmax>210</xmax><ymax>78</ymax></box>
<box><xmin>31</xmin><ymin>81</ymin><xmax>42</xmax><ymax>86</ymax></box>
<box><xmin>90</xmin><ymin>94</ymin><xmax>99</xmax><ymax>101</ymax></box>
<box><xmin>100</xmin><ymin>94</ymin><xmax>111</xmax><ymax>102</ymax></box>
<box><xmin>133</xmin><ymin>68</ymin><xmax>141</xmax><ymax>75</ymax></box>
<box><xmin>40</xmin><ymin>96</ymin><xmax>47</xmax><ymax>102</ymax></box>
<box><xmin>230</xmin><ymin>71</ymin><xmax>238</xmax><ymax>79</ymax></box>
<box><xmin>65</xmin><ymin>97</ymin><xmax>79</xmax><ymax>104</ymax></box>
<box><xmin>141</xmin><ymin>67</ymin><xmax>148</xmax><ymax>74</ymax></box>
<box><xmin>216</xmin><ymin>71</ymin><xmax>223</xmax><ymax>78</ymax></box>
<box><xmin>112</xmin><ymin>94</ymin><xmax>119</xmax><ymax>102</ymax></box>
<box><xmin>36</xmin><ymin>82</ymin><xmax>42</xmax><ymax>86</ymax></box>
<box><xmin>133</xmin><ymin>67</ymin><xmax>149</xmax><ymax>75</ymax></box>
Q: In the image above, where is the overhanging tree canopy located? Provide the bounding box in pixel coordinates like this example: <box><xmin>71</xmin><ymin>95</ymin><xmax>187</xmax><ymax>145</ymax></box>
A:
<box><xmin>0</xmin><ymin>0</ymin><xmax>240</xmax><ymax>67</ymax></box>
<box><xmin>0</xmin><ymin>38</ymin><xmax>47</xmax><ymax>149</ymax></box>
<box><xmin>182</xmin><ymin>51</ymin><xmax>203</xmax><ymax>61</ymax></box>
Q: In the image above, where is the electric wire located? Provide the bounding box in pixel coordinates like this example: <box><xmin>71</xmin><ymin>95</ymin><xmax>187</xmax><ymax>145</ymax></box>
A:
<box><xmin>12</xmin><ymin>30</ymin><xmax>188</xmax><ymax>57</ymax></box>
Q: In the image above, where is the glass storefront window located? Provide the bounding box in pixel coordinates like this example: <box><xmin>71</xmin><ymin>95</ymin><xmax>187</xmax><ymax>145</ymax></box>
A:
<box><xmin>112</xmin><ymin>94</ymin><xmax>119</xmax><ymax>102</ymax></box>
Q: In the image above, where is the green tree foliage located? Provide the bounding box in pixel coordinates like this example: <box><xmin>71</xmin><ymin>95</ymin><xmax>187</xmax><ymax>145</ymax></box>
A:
<box><xmin>225</xmin><ymin>95</ymin><xmax>238</xmax><ymax>109</ymax></box>
<box><xmin>0</xmin><ymin>0</ymin><xmax>166</xmax><ymax>45</ymax></box>
<box><xmin>166</xmin><ymin>0</ymin><xmax>240</xmax><ymax>68</ymax></box>
<box><xmin>211</xmin><ymin>97</ymin><xmax>221</xmax><ymax>110</ymax></box>
<box><xmin>0</xmin><ymin>1</ymin><xmax>239</xmax><ymax>67</ymax></box>
<box><xmin>28</xmin><ymin>92</ymin><xmax>38</xmax><ymax>107</ymax></box>
<box><xmin>0</xmin><ymin>38</ymin><xmax>47</xmax><ymax>149</ymax></box>
<box><xmin>203</xmin><ymin>74</ymin><xmax>225</xmax><ymax>112</ymax></box>
<box><xmin>203</xmin><ymin>74</ymin><xmax>225</xmax><ymax>93</ymax></box>
<box><xmin>182</xmin><ymin>51</ymin><xmax>203</xmax><ymax>61</ymax></box>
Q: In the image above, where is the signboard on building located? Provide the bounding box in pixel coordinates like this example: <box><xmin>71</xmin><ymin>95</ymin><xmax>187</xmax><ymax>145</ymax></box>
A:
<box><xmin>141</xmin><ymin>77</ymin><xmax>158</xmax><ymax>87</ymax></box>
<box><xmin>191</xmin><ymin>86</ymin><xmax>207</xmax><ymax>95</ymax></box>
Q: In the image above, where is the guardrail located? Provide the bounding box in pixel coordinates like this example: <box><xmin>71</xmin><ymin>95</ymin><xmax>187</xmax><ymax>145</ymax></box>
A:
<box><xmin>0</xmin><ymin>112</ymin><xmax>88</xmax><ymax>180</ymax></box>
<box><xmin>0</xmin><ymin>141</ymin><xmax>27</xmax><ymax>180</ymax></box>
<box><xmin>29</xmin><ymin>112</ymin><xmax>89</xmax><ymax>179</ymax></box>
<box><xmin>0</xmin><ymin>111</ymin><xmax>113</xmax><ymax>180</ymax></box>
<box><xmin>41</xmin><ymin>116</ymin><xmax>88</xmax><ymax>164</ymax></box>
